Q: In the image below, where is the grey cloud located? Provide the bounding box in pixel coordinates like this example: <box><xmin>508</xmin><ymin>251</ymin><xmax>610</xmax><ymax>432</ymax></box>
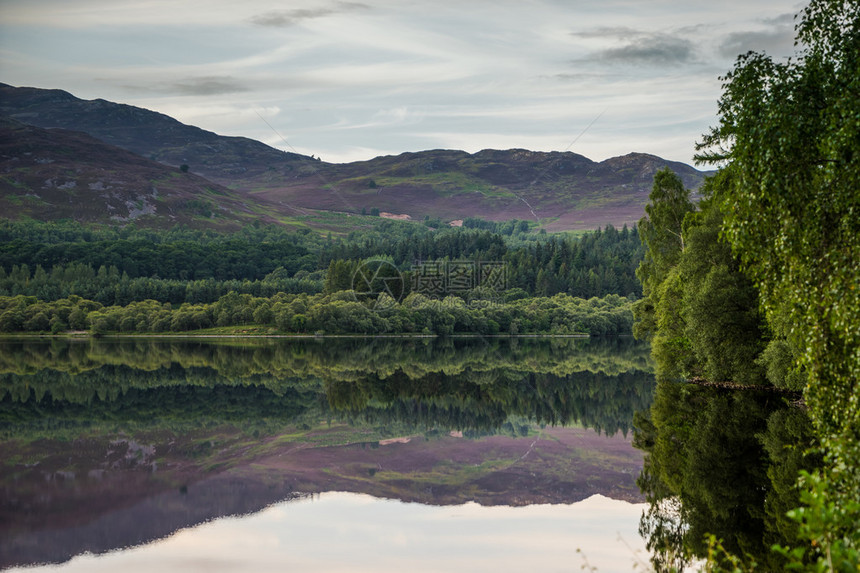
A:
<box><xmin>590</xmin><ymin>35</ymin><xmax>696</xmax><ymax>66</ymax></box>
<box><xmin>169</xmin><ymin>76</ymin><xmax>249</xmax><ymax>96</ymax></box>
<box><xmin>718</xmin><ymin>14</ymin><xmax>797</xmax><ymax>58</ymax></box>
<box><xmin>762</xmin><ymin>12</ymin><xmax>797</xmax><ymax>27</ymax></box>
<box><xmin>250</xmin><ymin>2</ymin><xmax>369</xmax><ymax>27</ymax></box>
<box><xmin>553</xmin><ymin>72</ymin><xmax>609</xmax><ymax>81</ymax></box>
<box><xmin>570</xmin><ymin>26</ymin><xmax>644</xmax><ymax>40</ymax></box>
<box><xmin>120</xmin><ymin>76</ymin><xmax>249</xmax><ymax>96</ymax></box>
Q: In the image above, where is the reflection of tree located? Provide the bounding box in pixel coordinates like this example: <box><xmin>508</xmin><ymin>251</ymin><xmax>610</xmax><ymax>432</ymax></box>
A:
<box><xmin>327</xmin><ymin>370</ymin><xmax>653</xmax><ymax>436</ymax></box>
<box><xmin>0</xmin><ymin>336</ymin><xmax>652</xmax><ymax>380</ymax></box>
<box><xmin>0</xmin><ymin>338</ymin><xmax>653</xmax><ymax>441</ymax></box>
<box><xmin>634</xmin><ymin>380</ymin><xmax>819</xmax><ymax>570</ymax></box>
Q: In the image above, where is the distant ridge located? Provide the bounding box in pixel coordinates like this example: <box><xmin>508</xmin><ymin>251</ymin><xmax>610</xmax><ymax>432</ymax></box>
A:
<box><xmin>0</xmin><ymin>117</ymin><xmax>288</xmax><ymax>228</ymax></box>
<box><xmin>0</xmin><ymin>83</ymin><xmax>710</xmax><ymax>230</ymax></box>
<box><xmin>0</xmin><ymin>82</ymin><xmax>311</xmax><ymax>185</ymax></box>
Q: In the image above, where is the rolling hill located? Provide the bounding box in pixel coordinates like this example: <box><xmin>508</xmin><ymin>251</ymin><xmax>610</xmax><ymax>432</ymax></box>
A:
<box><xmin>1</xmin><ymin>83</ymin><xmax>710</xmax><ymax>231</ymax></box>
<box><xmin>0</xmin><ymin>117</ymin><xmax>291</xmax><ymax>229</ymax></box>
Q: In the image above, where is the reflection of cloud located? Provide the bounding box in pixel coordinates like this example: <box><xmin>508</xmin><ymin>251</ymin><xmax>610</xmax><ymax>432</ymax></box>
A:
<box><xmin>51</xmin><ymin>492</ymin><xmax>648</xmax><ymax>573</ymax></box>
<box><xmin>718</xmin><ymin>13</ymin><xmax>796</xmax><ymax>58</ymax></box>
<box><xmin>250</xmin><ymin>2</ymin><xmax>370</xmax><ymax>27</ymax></box>
<box><xmin>592</xmin><ymin>35</ymin><xmax>695</xmax><ymax>66</ymax></box>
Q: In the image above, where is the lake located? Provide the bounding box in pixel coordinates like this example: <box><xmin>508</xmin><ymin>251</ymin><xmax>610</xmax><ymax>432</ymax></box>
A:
<box><xmin>0</xmin><ymin>336</ymin><xmax>655</xmax><ymax>572</ymax></box>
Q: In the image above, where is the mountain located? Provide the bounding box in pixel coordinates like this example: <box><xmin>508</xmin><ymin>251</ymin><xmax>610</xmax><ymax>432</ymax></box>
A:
<box><xmin>0</xmin><ymin>117</ymin><xmax>289</xmax><ymax>228</ymax></box>
<box><xmin>275</xmin><ymin>148</ymin><xmax>707</xmax><ymax>230</ymax></box>
<box><xmin>0</xmin><ymin>83</ymin><xmax>311</xmax><ymax>185</ymax></box>
<box><xmin>1</xmin><ymin>83</ymin><xmax>711</xmax><ymax>230</ymax></box>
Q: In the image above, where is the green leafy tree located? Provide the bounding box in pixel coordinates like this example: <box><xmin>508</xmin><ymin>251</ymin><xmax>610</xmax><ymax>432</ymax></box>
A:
<box><xmin>695</xmin><ymin>0</ymin><xmax>860</xmax><ymax>568</ymax></box>
<box><xmin>676</xmin><ymin>192</ymin><xmax>767</xmax><ymax>385</ymax></box>
<box><xmin>633</xmin><ymin>168</ymin><xmax>695</xmax><ymax>340</ymax></box>
<box><xmin>697</xmin><ymin>0</ymin><xmax>860</xmax><ymax>435</ymax></box>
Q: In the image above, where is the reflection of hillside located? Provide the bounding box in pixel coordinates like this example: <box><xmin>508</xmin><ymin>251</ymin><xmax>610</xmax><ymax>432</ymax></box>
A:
<box><xmin>0</xmin><ymin>338</ymin><xmax>652</xmax><ymax>569</ymax></box>
<box><xmin>0</xmin><ymin>427</ymin><xmax>643</xmax><ymax>569</ymax></box>
<box><xmin>0</xmin><ymin>338</ymin><xmax>654</xmax><ymax>439</ymax></box>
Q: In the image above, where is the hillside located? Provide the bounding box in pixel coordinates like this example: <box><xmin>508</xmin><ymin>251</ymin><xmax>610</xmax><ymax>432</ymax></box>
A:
<box><xmin>0</xmin><ymin>118</ymin><xmax>290</xmax><ymax>229</ymax></box>
<box><xmin>275</xmin><ymin>148</ymin><xmax>707</xmax><ymax>230</ymax></box>
<box><xmin>1</xmin><ymin>83</ymin><xmax>710</xmax><ymax>231</ymax></box>
<box><xmin>0</xmin><ymin>83</ymin><xmax>311</xmax><ymax>185</ymax></box>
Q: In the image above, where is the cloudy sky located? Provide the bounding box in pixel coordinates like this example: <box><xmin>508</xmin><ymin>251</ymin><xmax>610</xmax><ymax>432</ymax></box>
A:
<box><xmin>1</xmin><ymin>0</ymin><xmax>802</xmax><ymax>164</ymax></box>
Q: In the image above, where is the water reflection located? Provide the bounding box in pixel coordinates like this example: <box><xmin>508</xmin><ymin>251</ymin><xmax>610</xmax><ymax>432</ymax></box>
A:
<box><xmin>633</xmin><ymin>379</ymin><xmax>817</xmax><ymax>571</ymax></box>
<box><xmin>7</xmin><ymin>493</ymin><xmax>650</xmax><ymax>573</ymax></box>
<box><xmin>0</xmin><ymin>336</ymin><xmax>654</xmax><ymax>570</ymax></box>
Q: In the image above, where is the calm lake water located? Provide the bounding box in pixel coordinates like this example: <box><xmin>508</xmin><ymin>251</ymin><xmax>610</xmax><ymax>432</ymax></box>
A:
<box><xmin>0</xmin><ymin>336</ymin><xmax>655</xmax><ymax>572</ymax></box>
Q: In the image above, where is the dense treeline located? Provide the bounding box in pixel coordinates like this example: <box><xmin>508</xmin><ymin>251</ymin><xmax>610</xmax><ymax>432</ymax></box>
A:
<box><xmin>507</xmin><ymin>225</ymin><xmax>641</xmax><ymax>297</ymax></box>
<box><xmin>0</xmin><ymin>217</ymin><xmax>643</xmax><ymax>305</ymax></box>
<box><xmin>0</xmin><ymin>291</ymin><xmax>634</xmax><ymax>336</ymax></box>
<box><xmin>0</xmin><ymin>262</ymin><xmax>323</xmax><ymax>306</ymax></box>
<box><xmin>633</xmin><ymin>170</ymin><xmax>817</xmax><ymax>570</ymax></box>
<box><xmin>633</xmin><ymin>1</ymin><xmax>860</xmax><ymax>567</ymax></box>
<box><xmin>0</xmin><ymin>225</ymin><xmax>317</xmax><ymax>281</ymax></box>
<box><xmin>632</xmin><ymin>172</ymin><xmax>779</xmax><ymax>388</ymax></box>
<box><xmin>324</xmin><ymin>222</ymin><xmax>643</xmax><ymax>298</ymax></box>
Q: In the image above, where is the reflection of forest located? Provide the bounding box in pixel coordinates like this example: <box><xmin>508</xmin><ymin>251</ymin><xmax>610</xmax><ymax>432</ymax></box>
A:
<box><xmin>634</xmin><ymin>380</ymin><xmax>818</xmax><ymax>571</ymax></box>
<box><xmin>0</xmin><ymin>336</ymin><xmax>653</xmax><ymax>569</ymax></box>
<box><xmin>0</xmin><ymin>336</ymin><xmax>653</xmax><ymax>438</ymax></box>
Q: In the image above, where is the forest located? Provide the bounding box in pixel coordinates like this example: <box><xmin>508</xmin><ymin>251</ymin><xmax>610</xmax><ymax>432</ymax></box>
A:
<box><xmin>0</xmin><ymin>216</ymin><xmax>642</xmax><ymax>336</ymax></box>
<box><xmin>632</xmin><ymin>1</ymin><xmax>859</xmax><ymax>570</ymax></box>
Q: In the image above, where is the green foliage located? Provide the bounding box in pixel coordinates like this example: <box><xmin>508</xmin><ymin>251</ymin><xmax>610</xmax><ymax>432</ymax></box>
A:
<box><xmin>697</xmin><ymin>0</ymin><xmax>860</xmax><ymax>439</ymax></box>
<box><xmin>677</xmin><ymin>196</ymin><xmax>767</xmax><ymax>386</ymax></box>
<box><xmin>757</xmin><ymin>339</ymin><xmax>807</xmax><ymax>391</ymax></box>
<box><xmin>0</xmin><ymin>211</ymin><xmax>644</xmax><ymax>336</ymax></box>
<box><xmin>772</xmin><ymin>469</ymin><xmax>860</xmax><ymax>572</ymax></box>
<box><xmin>0</xmin><ymin>218</ymin><xmax>643</xmax><ymax>304</ymax></box>
<box><xmin>0</xmin><ymin>289</ymin><xmax>635</xmax><ymax>337</ymax></box>
<box><xmin>636</xmin><ymin>0</ymin><xmax>860</xmax><ymax>569</ymax></box>
<box><xmin>635</xmin><ymin>179</ymin><xmax>767</xmax><ymax>385</ymax></box>
<box><xmin>633</xmin><ymin>168</ymin><xmax>695</xmax><ymax>340</ymax></box>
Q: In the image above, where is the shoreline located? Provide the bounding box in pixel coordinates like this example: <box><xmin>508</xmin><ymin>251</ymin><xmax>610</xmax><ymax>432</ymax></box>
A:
<box><xmin>0</xmin><ymin>332</ymin><xmax>595</xmax><ymax>340</ymax></box>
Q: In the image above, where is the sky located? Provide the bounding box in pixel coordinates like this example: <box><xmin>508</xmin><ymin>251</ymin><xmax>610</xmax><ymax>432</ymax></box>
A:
<box><xmin>0</xmin><ymin>0</ymin><xmax>803</xmax><ymax>165</ymax></box>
